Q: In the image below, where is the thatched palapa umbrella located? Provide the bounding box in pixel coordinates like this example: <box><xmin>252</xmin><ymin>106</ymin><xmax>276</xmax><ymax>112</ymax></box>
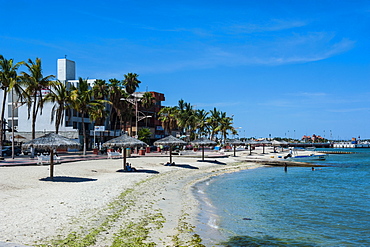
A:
<box><xmin>154</xmin><ymin>135</ymin><xmax>186</xmax><ymax>164</ymax></box>
<box><xmin>245</xmin><ymin>140</ymin><xmax>258</xmax><ymax>155</ymax></box>
<box><xmin>190</xmin><ymin>137</ymin><xmax>217</xmax><ymax>161</ymax></box>
<box><xmin>23</xmin><ymin>133</ymin><xmax>80</xmax><ymax>179</ymax></box>
<box><xmin>259</xmin><ymin>139</ymin><xmax>271</xmax><ymax>154</ymax></box>
<box><xmin>103</xmin><ymin>133</ymin><xmax>147</xmax><ymax>171</ymax></box>
<box><xmin>225</xmin><ymin>139</ymin><xmax>245</xmax><ymax>157</ymax></box>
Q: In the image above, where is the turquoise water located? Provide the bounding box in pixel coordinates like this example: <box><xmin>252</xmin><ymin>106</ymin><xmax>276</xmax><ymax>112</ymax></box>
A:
<box><xmin>195</xmin><ymin>149</ymin><xmax>370</xmax><ymax>246</ymax></box>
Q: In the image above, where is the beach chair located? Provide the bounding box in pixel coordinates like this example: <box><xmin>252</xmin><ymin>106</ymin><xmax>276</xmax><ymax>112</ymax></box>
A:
<box><xmin>107</xmin><ymin>151</ymin><xmax>121</xmax><ymax>159</ymax></box>
<box><xmin>37</xmin><ymin>154</ymin><xmax>61</xmax><ymax>165</ymax></box>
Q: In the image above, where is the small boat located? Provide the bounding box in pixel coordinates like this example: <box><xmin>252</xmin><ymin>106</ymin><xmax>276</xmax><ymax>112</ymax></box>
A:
<box><xmin>286</xmin><ymin>148</ymin><xmax>328</xmax><ymax>161</ymax></box>
<box><xmin>289</xmin><ymin>153</ymin><xmax>327</xmax><ymax>161</ymax></box>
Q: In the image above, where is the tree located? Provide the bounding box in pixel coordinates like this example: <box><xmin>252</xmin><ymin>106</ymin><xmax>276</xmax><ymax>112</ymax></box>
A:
<box><xmin>215</xmin><ymin>113</ymin><xmax>236</xmax><ymax>144</ymax></box>
<box><xmin>92</xmin><ymin>79</ymin><xmax>110</xmax><ymax>126</ymax></box>
<box><xmin>21</xmin><ymin>58</ymin><xmax>54</xmax><ymax>140</ymax></box>
<box><xmin>89</xmin><ymin>103</ymin><xmax>108</xmax><ymax>127</ymax></box>
<box><xmin>123</xmin><ymin>73</ymin><xmax>141</xmax><ymax>94</ymax></box>
<box><xmin>71</xmin><ymin>78</ymin><xmax>109</xmax><ymax>154</ymax></box>
<box><xmin>108</xmin><ymin>78</ymin><xmax>130</xmax><ymax>132</ymax></box>
<box><xmin>141</xmin><ymin>91</ymin><xmax>155</xmax><ymax>110</ymax></box>
<box><xmin>43</xmin><ymin>80</ymin><xmax>72</xmax><ymax>134</ymax></box>
<box><xmin>92</xmin><ymin>79</ymin><xmax>109</xmax><ymax>100</ymax></box>
<box><xmin>70</xmin><ymin>78</ymin><xmax>93</xmax><ymax>155</ymax></box>
<box><xmin>194</xmin><ymin>109</ymin><xmax>209</xmax><ymax>138</ymax></box>
<box><xmin>0</xmin><ymin>55</ymin><xmax>24</xmax><ymax>152</ymax></box>
<box><xmin>158</xmin><ymin>106</ymin><xmax>178</xmax><ymax>135</ymax></box>
<box><xmin>176</xmin><ymin>99</ymin><xmax>196</xmax><ymax>137</ymax></box>
<box><xmin>207</xmin><ymin>108</ymin><xmax>221</xmax><ymax>140</ymax></box>
<box><xmin>138</xmin><ymin>127</ymin><xmax>151</xmax><ymax>144</ymax></box>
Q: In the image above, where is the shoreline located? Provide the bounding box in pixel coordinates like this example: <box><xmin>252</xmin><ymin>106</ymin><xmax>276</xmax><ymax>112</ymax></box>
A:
<box><xmin>0</xmin><ymin>148</ymin><xmax>307</xmax><ymax>246</ymax></box>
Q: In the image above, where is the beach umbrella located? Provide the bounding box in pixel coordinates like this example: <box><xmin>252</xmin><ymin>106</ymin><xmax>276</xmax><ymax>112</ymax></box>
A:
<box><xmin>190</xmin><ymin>137</ymin><xmax>217</xmax><ymax>161</ymax></box>
<box><xmin>103</xmin><ymin>133</ymin><xmax>147</xmax><ymax>170</ymax></box>
<box><xmin>154</xmin><ymin>135</ymin><xmax>187</xmax><ymax>164</ymax></box>
<box><xmin>272</xmin><ymin>140</ymin><xmax>289</xmax><ymax>152</ymax></box>
<box><xmin>225</xmin><ymin>139</ymin><xmax>245</xmax><ymax>157</ymax></box>
<box><xmin>23</xmin><ymin>133</ymin><xmax>80</xmax><ymax>179</ymax></box>
<box><xmin>245</xmin><ymin>140</ymin><xmax>258</xmax><ymax>155</ymax></box>
<box><xmin>259</xmin><ymin>140</ymin><xmax>271</xmax><ymax>154</ymax></box>
<box><xmin>271</xmin><ymin>140</ymin><xmax>282</xmax><ymax>152</ymax></box>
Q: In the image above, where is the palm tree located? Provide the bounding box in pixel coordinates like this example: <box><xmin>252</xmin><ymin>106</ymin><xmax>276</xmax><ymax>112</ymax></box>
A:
<box><xmin>176</xmin><ymin>100</ymin><xmax>195</xmax><ymax>136</ymax></box>
<box><xmin>43</xmin><ymin>80</ymin><xmax>72</xmax><ymax>134</ymax></box>
<box><xmin>92</xmin><ymin>79</ymin><xmax>109</xmax><ymax>100</ymax></box>
<box><xmin>215</xmin><ymin>114</ymin><xmax>236</xmax><ymax>144</ymax></box>
<box><xmin>207</xmin><ymin>107</ymin><xmax>221</xmax><ymax>140</ymax></box>
<box><xmin>108</xmin><ymin>78</ymin><xmax>130</xmax><ymax>132</ymax></box>
<box><xmin>140</xmin><ymin>92</ymin><xmax>155</xmax><ymax>127</ymax></box>
<box><xmin>21</xmin><ymin>58</ymin><xmax>54</xmax><ymax>140</ymax></box>
<box><xmin>89</xmin><ymin>103</ymin><xmax>108</xmax><ymax>126</ymax></box>
<box><xmin>0</xmin><ymin>55</ymin><xmax>24</xmax><ymax>152</ymax></box>
<box><xmin>158</xmin><ymin>106</ymin><xmax>178</xmax><ymax>135</ymax></box>
<box><xmin>194</xmin><ymin>109</ymin><xmax>209</xmax><ymax>138</ymax></box>
<box><xmin>123</xmin><ymin>73</ymin><xmax>141</xmax><ymax>94</ymax></box>
<box><xmin>141</xmin><ymin>91</ymin><xmax>155</xmax><ymax>110</ymax></box>
<box><xmin>71</xmin><ymin>78</ymin><xmax>109</xmax><ymax>154</ymax></box>
<box><xmin>70</xmin><ymin>78</ymin><xmax>93</xmax><ymax>155</ymax></box>
<box><xmin>92</xmin><ymin>79</ymin><xmax>110</xmax><ymax>126</ymax></box>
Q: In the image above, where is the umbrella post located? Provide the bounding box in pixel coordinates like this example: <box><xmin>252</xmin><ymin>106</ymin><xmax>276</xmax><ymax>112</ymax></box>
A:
<box><xmin>249</xmin><ymin>144</ymin><xmax>252</xmax><ymax>155</ymax></box>
<box><xmin>202</xmin><ymin>145</ymin><xmax>205</xmax><ymax>161</ymax></box>
<box><xmin>123</xmin><ymin>148</ymin><xmax>127</xmax><ymax>170</ymax></box>
<box><xmin>50</xmin><ymin>149</ymin><xmax>54</xmax><ymax>179</ymax></box>
<box><xmin>169</xmin><ymin>146</ymin><xmax>172</xmax><ymax>163</ymax></box>
<box><xmin>233</xmin><ymin>145</ymin><xmax>236</xmax><ymax>157</ymax></box>
<box><xmin>263</xmin><ymin>144</ymin><xmax>265</xmax><ymax>154</ymax></box>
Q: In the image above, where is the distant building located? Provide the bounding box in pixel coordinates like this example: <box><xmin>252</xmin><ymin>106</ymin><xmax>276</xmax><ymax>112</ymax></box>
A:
<box><xmin>301</xmin><ymin>134</ymin><xmax>325</xmax><ymax>143</ymax></box>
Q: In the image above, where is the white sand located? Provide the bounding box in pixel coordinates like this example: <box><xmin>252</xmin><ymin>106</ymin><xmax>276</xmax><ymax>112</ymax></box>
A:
<box><xmin>0</xmin><ymin>151</ymin><xmax>275</xmax><ymax>246</ymax></box>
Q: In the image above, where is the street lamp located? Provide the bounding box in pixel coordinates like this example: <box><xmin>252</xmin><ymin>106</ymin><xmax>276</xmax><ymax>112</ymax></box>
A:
<box><xmin>120</xmin><ymin>96</ymin><xmax>152</xmax><ymax>138</ymax></box>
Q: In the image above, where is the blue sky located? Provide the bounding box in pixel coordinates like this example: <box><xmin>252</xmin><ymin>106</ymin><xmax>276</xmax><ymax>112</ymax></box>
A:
<box><xmin>1</xmin><ymin>0</ymin><xmax>370</xmax><ymax>140</ymax></box>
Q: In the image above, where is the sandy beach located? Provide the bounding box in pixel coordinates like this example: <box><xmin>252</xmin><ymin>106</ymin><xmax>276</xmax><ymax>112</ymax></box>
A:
<box><xmin>0</xmin><ymin>148</ymin><xmax>290</xmax><ymax>246</ymax></box>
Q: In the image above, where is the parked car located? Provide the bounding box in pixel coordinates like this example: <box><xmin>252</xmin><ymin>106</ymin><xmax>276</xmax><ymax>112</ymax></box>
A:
<box><xmin>22</xmin><ymin>147</ymin><xmax>31</xmax><ymax>155</ymax></box>
<box><xmin>1</xmin><ymin>146</ymin><xmax>22</xmax><ymax>156</ymax></box>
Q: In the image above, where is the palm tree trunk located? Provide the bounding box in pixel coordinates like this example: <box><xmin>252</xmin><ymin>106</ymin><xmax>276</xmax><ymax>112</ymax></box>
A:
<box><xmin>32</xmin><ymin>95</ymin><xmax>37</xmax><ymax>140</ymax></box>
<box><xmin>82</xmin><ymin>114</ymin><xmax>86</xmax><ymax>155</ymax></box>
<box><xmin>0</xmin><ymin>91</ymin><xmax>8</xmax><ymax>152</ymax></box>
<box><xmin>55</xmin><ymin>108</ymin><xmax>61</xmax><ymax>134</ymax></box>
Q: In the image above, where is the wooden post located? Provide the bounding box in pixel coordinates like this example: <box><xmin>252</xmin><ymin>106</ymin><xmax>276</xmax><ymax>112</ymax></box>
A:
<box><xmin>50</xmin><ymin>149</ymin><xmax>54</xmax><ymax>179</ymax></box>
<box><xmin>122</xmin><ymin>148</ymin><xmax>127</xmax><ymax>170</ymax></box>
<box><xmin>169</xmin><ymin>146</ymin><xmax>172</xmax><ymax>163</ymax></box>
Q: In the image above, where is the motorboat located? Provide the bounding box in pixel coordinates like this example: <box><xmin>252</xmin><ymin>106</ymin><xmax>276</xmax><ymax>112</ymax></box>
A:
<box><xmin>285</xmin><ymin>148</ymin><xmax>328</xmax><ymax>161</ymax></box>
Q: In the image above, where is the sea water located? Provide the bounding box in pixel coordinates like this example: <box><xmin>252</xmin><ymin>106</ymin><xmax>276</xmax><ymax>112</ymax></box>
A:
<box><xmin>194</xmin><ymin>149</ymin><xmax>370</xmax><ymax>246</ymax></box>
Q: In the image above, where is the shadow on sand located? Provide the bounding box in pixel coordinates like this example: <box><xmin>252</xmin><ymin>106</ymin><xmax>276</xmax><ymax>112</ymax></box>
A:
<box><xmin>197</xmin><ymin>160</ymin><xmax>227</xmax><ymax>165</ymax></box>
<box><xmin>168</xmin><ymin>163</ymin><xmax>199</xmax><ymax>169</ymax></box>
<box><xmin>39</xmin><ymin>176</ymin><xmax>98</xmax><ymax>183</ymax></box>
<box><xmin>116</xmin><ymin>169</ymin><xmax>160</xmax><ymax>174</ymax></box>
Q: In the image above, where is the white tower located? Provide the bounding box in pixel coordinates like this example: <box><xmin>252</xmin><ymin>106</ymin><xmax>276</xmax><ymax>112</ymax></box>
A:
<box><xmin>57</xmin><ymin>58</ymin><xmax>76</xmax><ymax>81</ymax></box>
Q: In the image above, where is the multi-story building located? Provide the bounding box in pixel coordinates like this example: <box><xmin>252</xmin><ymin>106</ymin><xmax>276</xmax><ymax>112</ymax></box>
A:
<box><xmin>1</xmin><ymin>58</ymin><xmax>166</xmax><ymax>148</ymax></box>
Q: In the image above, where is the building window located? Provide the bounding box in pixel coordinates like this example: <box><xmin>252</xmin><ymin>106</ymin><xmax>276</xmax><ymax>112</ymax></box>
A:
<box><xmin>65</xmin><ymin>120</ymin><xmax>72</xmax><ymax>127</ymax></box>
<box><xmin>8</xmin><ymin>120</ymin><xmax>18</xmax><ymax>129</ymax></box>
<box><xmin>7</xmin><ymin>105</ymin><xmax>18</xmax><ymax>118</ymax></box>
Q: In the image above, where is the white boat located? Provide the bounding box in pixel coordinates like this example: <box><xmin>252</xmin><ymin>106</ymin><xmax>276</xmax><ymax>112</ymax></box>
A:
<box><xmin>286</xmin><ymin>148</ymin><xmax>328</xmax><ymax>161</ymax></box>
